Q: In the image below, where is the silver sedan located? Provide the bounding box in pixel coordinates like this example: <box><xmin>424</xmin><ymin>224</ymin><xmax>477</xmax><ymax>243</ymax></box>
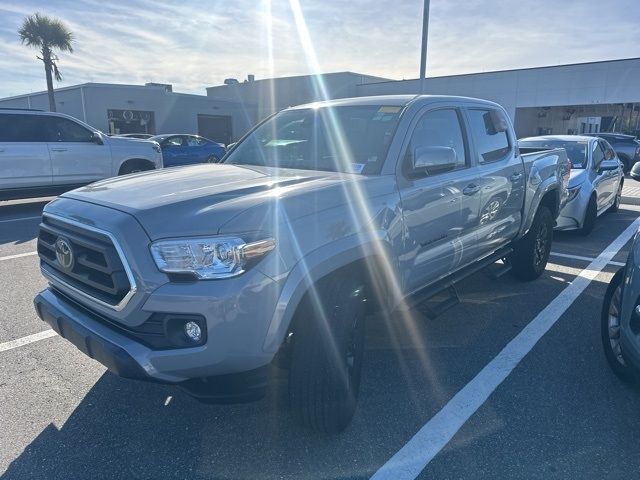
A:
<box><xmin>519</xmin><ymin>135</ymin><xmax>624</xmax><ymax>235</ymax></box>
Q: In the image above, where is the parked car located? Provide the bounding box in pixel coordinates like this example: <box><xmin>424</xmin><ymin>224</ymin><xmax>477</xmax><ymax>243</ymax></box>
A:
<box><xmin>519</xmin><ymin>135</ymin><xmax>623</xmax><ymax>235</ymax></box>
<box><xmin>149</xmin><ymin>134</ymin><xmax>226</xmax><ymax>167</ymax></box>
<box><xmin>34</xmin><ymin>95</ymin><xmax>569</xmax><ymax>433</ymax></box>
<box><xmin>584</xmin><ymin>132</ymin><xmax>640</xmax><ymax>172</ymax></box>
<box><xmin>0</xmin><ymin>109</ymin><xmax>163</xmax><ymax>201</ymax></box>
<box><xmin>602</xmin><ymin>163</ymin><xmax>640</xmax><ymax>382</ymax></box>
<box><xmin>112</xmin><ymin>133</ymin><xmax>154</xmax><ymax>140</ymax></box>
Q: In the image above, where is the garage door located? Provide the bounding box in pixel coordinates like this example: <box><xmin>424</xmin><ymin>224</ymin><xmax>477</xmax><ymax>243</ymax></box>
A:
<box><xmin>197</xmin><ymin>115</ymin><xmax>232</xmax><ymax>145</ymax></box>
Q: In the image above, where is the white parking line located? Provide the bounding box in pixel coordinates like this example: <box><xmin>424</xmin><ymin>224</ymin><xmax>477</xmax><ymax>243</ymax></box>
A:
<box><xmin>0</xmin><ymin>215</ymin><xmax>41</xmax><ymax>224</ymax></box>
<box><xmin>0</xmin><ymin>329</ymin><xmax>56</xmax><ymax>353</ymax></box>
<box><xmin>371</xmin><ymin>217</ymin><xmax>640</xmax><ymax>480</ymax></box>
<box><xmin>550</xmin><ymin>251</ymin><xmax>626</xmax><ymax>267</ymax></box>
<box><xmin>0</xmin><ymin>251</ymin><xmax>38</xmax><ymax>262</ymax></box>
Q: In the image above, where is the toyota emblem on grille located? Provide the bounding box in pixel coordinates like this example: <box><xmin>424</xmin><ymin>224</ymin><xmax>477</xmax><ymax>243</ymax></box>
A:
<box><xmin>55</xmin><ymin>237</ymin><xmax>74</xmax><ymax>270</ymax></box>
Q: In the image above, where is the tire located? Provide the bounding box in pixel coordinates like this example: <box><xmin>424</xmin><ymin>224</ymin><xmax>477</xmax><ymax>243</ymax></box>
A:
<box><xmin>510</xmin><ymin>205</ymin><xmax>553</xmax><ymax>281</ymax></box>
<box><xmin>288</xmin><ymin>274</ymin><xmax>366</xmax><ymax>433</ymax></box>
<box><xmin>119</xmin><ymin>160</ymin><xmax>153</xmax><ymax>175</ymax></box>
<box><xmin>207</xmin><ymin>155</ymin><xmax>220</xmax><ymax>164</ymax></box>
<box><xmin>580</xmin><ymin>195</ymin><xmax>597</xmax><ymax>236</ymax></box>
<box><xmin>608</xmin><ymin>181</ymin><xmax>623</xmax><ymax>213</ymax></box>
<box><xmin>601</xmin><ymin>268</ymin><xmax>637</xmax><ymax>383</ymax></box>
<box><xmin>619</xmin><ymin>155</ymin><xmax>631</xmax><ymax>174</ymax></box>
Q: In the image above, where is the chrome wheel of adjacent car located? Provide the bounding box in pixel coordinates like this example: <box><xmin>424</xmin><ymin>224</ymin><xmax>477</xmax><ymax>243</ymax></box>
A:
<box><xmin>607</xmin><ymin>281</ymin><xmax>625</xmax><ymax>366</ymax></box>
<box><xmin>601</xmin><ymin>269</ymin><xmax>637</xmax><ymax>382</ymax></box>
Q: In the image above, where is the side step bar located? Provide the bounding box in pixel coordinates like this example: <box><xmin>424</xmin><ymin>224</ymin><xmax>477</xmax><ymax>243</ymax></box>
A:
<box><xmin>406</xmin><ymin>246</ymin><xmax>514</xmax><ymax>318</ymax></box>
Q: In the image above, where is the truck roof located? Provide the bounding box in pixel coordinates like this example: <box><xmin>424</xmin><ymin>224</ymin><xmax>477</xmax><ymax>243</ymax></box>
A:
<box><xmin>288</xmin><ymin>94</ymin><xmax>503</xmax><ymax>110</ymax></box>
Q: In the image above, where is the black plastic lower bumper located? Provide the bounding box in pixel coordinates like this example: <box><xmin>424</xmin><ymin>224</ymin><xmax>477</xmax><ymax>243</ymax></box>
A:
<box><xmin>34</xmin><ymin>290</ymin><xmax>269</xmax><ymax>403</ymax></box>
<box><xmin>34</xmin><ymin>292</ymin><xmax>153</xmax><ymax>381</ymax></box>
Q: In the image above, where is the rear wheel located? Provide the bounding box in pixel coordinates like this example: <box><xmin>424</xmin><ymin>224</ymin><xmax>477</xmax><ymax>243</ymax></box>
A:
<box><xmin>580</xmin><ymin>195</ymin><xmax>597</xmax><ymax>236</ymax></box>
<box><xmin>288</xmin><ymin>274</ymin><xmax>366</xmax><ymax>433</ymax></box>
<box><xmin>119</xmin><ymin>160</ymin><xmax>154</xmax><ymax>175</ymax></box>
<box><xmin>601</xmin><ymin>268</ymin><xmax>637</xmax><ymax>383</ymax></box>
<box><xmin>207</xmin><ymin>155</ymin><xmax>220</xmax><ymax>163</ymax></box>
<box><xmin>510</xmin><ymin>205</ymin><xmax>553</xmax><ymax>281</ymax></box>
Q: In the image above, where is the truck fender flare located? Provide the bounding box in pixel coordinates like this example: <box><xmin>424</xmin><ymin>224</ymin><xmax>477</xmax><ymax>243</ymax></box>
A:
<box><xmin>261</xmin><ymin>232</ymin><xmax>399</xmax><ymax>353</ymax></box>
<box><xmin>519</xmin><ymin>180</ymin><xmax>559</xmax><ymax>238</ymax></box>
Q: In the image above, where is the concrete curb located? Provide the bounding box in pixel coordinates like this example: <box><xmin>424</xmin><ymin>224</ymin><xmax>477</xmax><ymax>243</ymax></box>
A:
<box><xmin>622</xmin><ymin>195</ymin><xmax>640</xmax><ymax>206</ymax></box>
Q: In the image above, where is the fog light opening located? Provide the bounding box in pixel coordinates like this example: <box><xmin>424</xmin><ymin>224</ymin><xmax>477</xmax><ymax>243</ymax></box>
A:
<box><xmin>184</xmin><ymin>321</ymin><xmax>202</xmax><ymax>342</ymax></box>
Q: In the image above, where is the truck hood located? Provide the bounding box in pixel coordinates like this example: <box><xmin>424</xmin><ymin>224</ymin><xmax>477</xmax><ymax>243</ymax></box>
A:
<box><xmin>62</xmin><ymin>164</ymin><xmax>385</xmax><ymax>239</ymax></box>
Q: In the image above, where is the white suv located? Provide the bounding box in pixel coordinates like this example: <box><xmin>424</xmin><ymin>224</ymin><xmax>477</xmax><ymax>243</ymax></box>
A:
<box><xmin>0</xmin><ymin>109</ymin><xmax>163</xmax><ymax>201</ymax></box>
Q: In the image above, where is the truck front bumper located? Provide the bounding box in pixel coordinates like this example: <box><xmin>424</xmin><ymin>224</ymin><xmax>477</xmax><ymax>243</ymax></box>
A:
<box><xmin>34</xmin><ymin>288</ymin><xmax>274</xmax><ymax>402</ymax></box>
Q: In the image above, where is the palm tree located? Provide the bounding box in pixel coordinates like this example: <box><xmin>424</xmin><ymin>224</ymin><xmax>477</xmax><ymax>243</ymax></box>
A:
<box><xmin>19</xmin><ymin>13</ymin><xmax>74</xmax><ymax>112</ymax></box>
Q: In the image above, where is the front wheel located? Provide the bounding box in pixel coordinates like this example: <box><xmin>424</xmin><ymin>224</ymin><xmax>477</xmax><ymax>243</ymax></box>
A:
<box><xmin>601</xmin><ymin>268</ymin><xmax>637</xmax><ymax>383</ymax></box>
<box><xmin>510</xmin><ymin>205</ymin><xmax>553</xmax><ymax>281</ymax></box>
<box><xmin>207</xmin><ymin>155</ymin><xmax>220</xmax><ymax>164</ymax></box>
<box><xmin>288</xmin><ymin>274</ymin><xmax>366</xmax><ymax>433</ymax></box>
<box><xmin>580</xmin><ymin>196</ymin><xmax>597</xmax><ymax>235</ymax></box>
<box><xmin>608</xmin><ymin>182</ymin><xmax>623</xmax><ymax>213</ymax></box>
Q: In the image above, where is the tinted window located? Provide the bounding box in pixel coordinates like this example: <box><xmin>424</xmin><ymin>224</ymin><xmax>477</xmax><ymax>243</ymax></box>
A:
<box><xmin>187</xmin><ymin>136</ymin><xmax>208</xmax><ymax>147</ymax></box>
<box><xmin>0</xmin><ymin>114</ymin><xmax>46</xmax><ymax>142</ymax></box>
<box><xmin>44</xmin><ymin>117</ymin><xmax>94</xmax><ymax>142</ymax></box>
<box><xmin>518</xmin><ymin>140</ymin><xmax>588</xmax><ymax>169</ymax></box>
<box><xmin>164</xmin><ymin>136</ymin><xmax>184</xmax><ymax>147</ymax></box>
<box><xmin>467</xmin><ymin>109</ymin><xmax>510</xmax><ymax>163</ymax></box>
<box><xmin>225</xmin><ymin>105</ymin><xmax>403</xmax><ymax>174</ymax></box>
<box><xmin>405</xmin><ymin>109</ymin><xmax>467</xmax><ymax>174</ymax></box>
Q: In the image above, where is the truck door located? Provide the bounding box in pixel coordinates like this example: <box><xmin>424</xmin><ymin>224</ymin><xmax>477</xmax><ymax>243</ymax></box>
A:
<box><xmin>464</xmin><ymin>107</ymin><xmax>524</xmax><ymax>256</ymax></box>
<box><xmin>0</xmin><ymin>113</ymin><xmax>52</xmax><ymax>191</ymax></box>
<box><xmin>397</xmin><ymin>107</ymin><xmax>479</xmax><ymax>293</ymax></box>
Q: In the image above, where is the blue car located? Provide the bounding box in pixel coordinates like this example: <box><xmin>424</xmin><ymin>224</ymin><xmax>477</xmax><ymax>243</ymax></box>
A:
<box><xmin>150</xmin><ymin>134</ymin><xmax>226</xmax><ymax>167</ymax></box>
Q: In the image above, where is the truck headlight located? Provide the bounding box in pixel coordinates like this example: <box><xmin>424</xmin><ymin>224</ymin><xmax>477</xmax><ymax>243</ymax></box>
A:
<box><xmin>566</xmin><ymin>185</ymin><xmax>581</xmax><ymax>203</ymax></box>
<box><xmin>150</xmin><ymin>236</ymin><xmax>275</xmax><ymax>279</ymax></box>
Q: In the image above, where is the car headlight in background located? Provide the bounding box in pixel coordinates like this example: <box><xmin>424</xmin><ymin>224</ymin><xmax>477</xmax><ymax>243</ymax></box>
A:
<box><xmin>150</xmin><ymin>236</ymin><xmax>276</xmax><ymax>279</ymax></box>
<box><xmin>566</xmin><ymin>185</ymin><xmax>581</xmax><ymax>203</ymax></box>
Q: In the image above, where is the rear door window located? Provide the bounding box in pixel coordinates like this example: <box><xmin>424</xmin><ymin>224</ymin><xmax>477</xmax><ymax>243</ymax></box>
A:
<box><xmin>0</xmin><ymin>114</ymin><xmax>46</xmax><ymax>142</ymax></box>
<box><xmin>467</xmin><ymin>109</ymin><xmax>511</xmax><ymax>164</ymax></box>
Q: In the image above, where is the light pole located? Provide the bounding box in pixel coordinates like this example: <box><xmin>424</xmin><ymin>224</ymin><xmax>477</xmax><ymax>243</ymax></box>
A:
<box><xmin>419</xmin><ymin>0</ymin><xmax>430</xmax><ymax>94</ymax></box>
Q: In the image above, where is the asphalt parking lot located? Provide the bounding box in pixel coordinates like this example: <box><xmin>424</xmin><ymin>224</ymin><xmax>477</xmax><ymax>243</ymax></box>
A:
<box><xmin>2</xmin><ymin>198</ymin><xmax>640</xmax><ymax>480</ymax></box>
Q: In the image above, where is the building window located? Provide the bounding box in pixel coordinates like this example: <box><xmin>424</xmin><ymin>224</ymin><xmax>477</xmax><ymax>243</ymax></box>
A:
<box><xmin>107</xmin><ymin>109</ymin><xmax>155</xmax><ymax>135</ymax></box>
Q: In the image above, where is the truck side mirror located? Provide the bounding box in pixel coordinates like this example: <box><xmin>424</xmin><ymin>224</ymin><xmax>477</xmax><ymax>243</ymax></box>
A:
<box><xmin>413</xmin><ymin>146</ymin><xmax>457</xmax><ymax>176</ymax></box>
<box><xmin>630</xmin><ymin>162</ymin><xmax>640</xmax><ymax>182</ymax></box>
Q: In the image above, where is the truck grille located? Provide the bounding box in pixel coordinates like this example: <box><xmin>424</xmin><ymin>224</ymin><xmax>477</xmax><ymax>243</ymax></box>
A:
<box><xmin>37</xmin><ymin>215</ymin><xmax>134</xmax><ymax>308</ymax></box>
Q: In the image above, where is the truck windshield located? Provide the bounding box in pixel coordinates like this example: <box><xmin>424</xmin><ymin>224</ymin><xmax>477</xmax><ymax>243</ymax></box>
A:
<box><xmin>224</xmin><ymin>105</ymin><xmax>404</xmax><ymax>174</ymax></box>
<box><xmin>519</xmin><ymin>140</ymin><xmax>588</xmax><ymax>169</ymax></box>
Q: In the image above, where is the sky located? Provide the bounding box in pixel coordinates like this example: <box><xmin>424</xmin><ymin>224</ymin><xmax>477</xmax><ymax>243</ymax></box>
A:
<box><xmin>0</xmin><ymin>0</ymin><xmax>639</xmax><ymax>98</ymax></box>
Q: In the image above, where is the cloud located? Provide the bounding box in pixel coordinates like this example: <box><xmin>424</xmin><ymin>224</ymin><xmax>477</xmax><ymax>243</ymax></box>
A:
<box><xmin>0</xmin><ymin>0</ymin><xmax>638</xmax><ymax>98</ymax></box>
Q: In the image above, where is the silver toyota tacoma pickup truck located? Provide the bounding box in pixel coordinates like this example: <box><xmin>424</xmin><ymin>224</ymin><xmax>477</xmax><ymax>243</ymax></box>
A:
<box><xmin>34</xmin><ymin>95</ymin><xmax>569</xmax><ymax>432</ymax></box>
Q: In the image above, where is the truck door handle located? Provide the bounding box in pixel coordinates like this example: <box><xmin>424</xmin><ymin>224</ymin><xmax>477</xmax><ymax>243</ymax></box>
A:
<box><xmin>463</xmin><ymin>184</ymin><xmax>480</xmax><ymax>195</ymax></box>
<box><xmin>510</xmin><ymin>172</ymin><xmax>523</xmax><ymax>182</ymax></box>
<box><xmin>50</xmin><ymin>147</ymin><xmax>67</xmax><ymax>152</ymax></box>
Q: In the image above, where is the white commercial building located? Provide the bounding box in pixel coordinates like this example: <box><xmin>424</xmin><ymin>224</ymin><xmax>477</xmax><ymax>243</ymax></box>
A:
<box><xmin>2</xmin><ymin>58</ymin><xmax>639</xmax><ymax>141</ymax></box>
